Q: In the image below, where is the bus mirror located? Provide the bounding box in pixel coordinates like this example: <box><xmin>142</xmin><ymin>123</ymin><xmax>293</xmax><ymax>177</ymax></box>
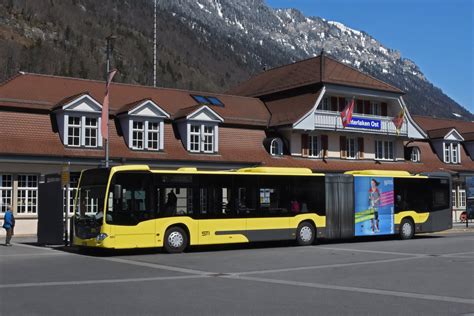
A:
<box><xmin>114</xmin><ymin>184</ymin><xmax>122</xmax><ymax>199</ymax></box>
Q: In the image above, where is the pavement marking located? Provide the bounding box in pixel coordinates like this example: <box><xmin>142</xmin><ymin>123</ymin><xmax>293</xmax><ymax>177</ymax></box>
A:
<box><xmin>232</xmin><ymin>255</ymin><xmax>424</xmax><ymax>276</ymax></box>
<box><xmin>316</xmin><ymin>246</ymin><xmax>426</xmax><ymax>257</ymax></box>
<box><xmin>5</xmin><ymin>242</ymin><xmax>61</xmax><ymax>252</ymax></box>
<box><xmin>0</xmin><ymin>252</ymin><xmax>68</xmax><ymax>258</ymax></box>
<box><xmin>98</xmin><ymin>257</ymin><xmax>214</xmax><ymax>276</ymax></box>
<box><xmin>440</xmin><ymin>251</ymin><xmax>474</xmax><ymax>258</ymax></box>
<box><xmin>225</xmin><ymin>275</ymin><xmax>474</xmax><ymax>305</ymax></box>
<box><xmin>0</xmin><ymin>275</ymin><xmax>208</xmax><ymax>289</ymax></box>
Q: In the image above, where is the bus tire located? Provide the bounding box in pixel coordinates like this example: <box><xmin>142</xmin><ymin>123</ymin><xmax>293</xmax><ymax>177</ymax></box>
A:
<box><xmin>399</xmin><ymin>218</ymin><xmax>415</xmax><ymax>240</ymax></box>
<box><xmin>296</xmin><ymin>221</ymin><xmax>315</xmax><ymax>246</ymax></box>
<box><xmin>164</xmin><ymin>226</ymin><xmax>188</xmax><ymax>253</ymax></box>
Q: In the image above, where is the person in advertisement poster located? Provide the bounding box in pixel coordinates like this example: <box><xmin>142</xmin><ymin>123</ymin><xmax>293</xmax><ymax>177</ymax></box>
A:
<box><xmin>369</xmin><ymin>179</ymin><xmax>381</xmax><ymax>233</ymax></box>
<box><xmin>354</xmin><ymin>177</ymin><xmax>394</xmax><ymax>236</ymax></box>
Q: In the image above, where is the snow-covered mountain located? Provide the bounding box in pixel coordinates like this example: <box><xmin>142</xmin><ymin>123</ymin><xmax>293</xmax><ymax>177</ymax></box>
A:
<box><xmin>0</xmin><ymin>0</ymin><xmax>471</xmax><ymax>119</ymax></box>
<box><xmin>157</xmin><ymin>0</ymin><xmax>472</xmax><ymax>119</ymax></box>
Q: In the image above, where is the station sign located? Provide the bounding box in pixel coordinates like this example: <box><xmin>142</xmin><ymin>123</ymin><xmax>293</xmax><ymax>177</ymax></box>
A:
<box><xmin>348</xmin><ymin>117</ymin><xmax>381</xmax><ymax>130</ymax></box>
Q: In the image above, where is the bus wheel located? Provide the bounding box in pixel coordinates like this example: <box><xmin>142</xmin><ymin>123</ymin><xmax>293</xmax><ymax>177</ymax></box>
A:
<box><xmin>400</xmin><ymin>218</ymin><xmax>415</xmax><ymax>240</ymax></box>
<box><xmin>164</xmin><ymin>226</ymin><xmax>188</xmax><ymax>253</ymax></box>
<box><xmin>296</xmin><ymin>222</ymin><xmax>315</xmax><ymax>246</ymax></box>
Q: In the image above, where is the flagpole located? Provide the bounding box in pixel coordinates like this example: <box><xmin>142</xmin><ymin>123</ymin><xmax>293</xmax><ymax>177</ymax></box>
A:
<box><xmin>105</xmin><ymin>35</ymin><xmax>116</xmax><ymax>168</ymax></box>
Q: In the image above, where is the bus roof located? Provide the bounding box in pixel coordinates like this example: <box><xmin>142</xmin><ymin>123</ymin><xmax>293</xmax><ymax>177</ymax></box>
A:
<box><xmin>344</xmin><ymin>170</ymin><xmax>427</xmax><ymax>178</ymax></box>
<box><xmin>106</xmin><ymin>166</ymin><xmax>426</xmax><ymax>178</ymax></box>
<box><xmin>109</xmin><ymin>165</ymin><xmax>324</xmax><ymax>176</ymax></box>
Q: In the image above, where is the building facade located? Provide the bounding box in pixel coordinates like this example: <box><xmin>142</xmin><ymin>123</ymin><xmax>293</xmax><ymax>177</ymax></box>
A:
<box><xmin>1</xmin><ymin>53</ymin><xmax>473</xmax><ymax>236</ymax></box>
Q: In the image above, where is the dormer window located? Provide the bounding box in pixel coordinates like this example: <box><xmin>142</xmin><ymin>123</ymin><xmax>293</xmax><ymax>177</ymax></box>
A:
<box><xmin>65</xmin><ymin>116</ymin><xmax>99</xmax><ymax>147</ymax></box>
<box><xmin>410</xmin><ymin>147</ymin><xmax>421</xmax><ymax>163</ymax></box>
<box><xmin>117</xmin><ymin>99</ymin><xmax>169</xmax><ymax>151</ymax></box>
<box><xmin>67</xmin><ymin>117</ymin><xmax>81</xmax><ymax>147</ymax></box>
<box><xmin>53</xmin><ymin>93</ymin><xmax>103</xmax><ymax>148</ymax></box>
<box><xmin>444</xmin><ymin>142</ymin><xmax>460</xmax><ymax>164</ymax></box>
<box><xmin>175</xmin><ymin>105</ymin><xmax>224</xmax><ymax>154</ymax></box>
<box><xmin>189</xmin><ymin>124</ymin><xmax>215</xmax><ymax>153</ymax></box>
<box><xmin>270</xmin><ymin>138</ymin><xmax>283</xmax><ymax>156</ymax></box>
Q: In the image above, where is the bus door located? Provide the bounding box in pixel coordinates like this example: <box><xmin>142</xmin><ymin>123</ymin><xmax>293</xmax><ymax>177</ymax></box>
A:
<box><xmin>107</xmin><ymin>172</ymin><xmax>156</xmax><ymax>248</ymax></box>
<box><xmin>197</xmin><ymin>175</ymin><xmax>247</xmax><ymax>245</ymax></box>
<box><xmin>245</xmin><ymin>176</ymin><xmax>291</xmax><ymax>242</ymax></box>
<box><xmin>325</xmin><ymin>174</ymin><xmax>354</xmax><ymax>239</ymax></box>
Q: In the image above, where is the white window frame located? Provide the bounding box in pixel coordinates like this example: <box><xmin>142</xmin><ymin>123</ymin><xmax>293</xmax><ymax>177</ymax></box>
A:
<box><xmin>66</xmin><ymin>115</ymin><xmax>100</xmax><ymax>148</ymax></box>
<box><xmin>0</xmin><ymin>174</ymin><xmax>13</xmax><ymax>214</ymax></box>
<box><xmin>458</xmin><ymin>189</ymin><xmax>466</xmax><ymax>209</ymax></box>
<box><xmin>129</xmin><ymin>120</ymin><xmax>162</xmax><ymax>151</ymax></box>
<box><xmin>347</xmin><ymin>137</ymin><xmax>357</xmax><ymax>159</ymax></box>
<box><xmin>67</xmin><ymin>116</ymin><xmax>82</xmax><ymax>147</ymax></box>
<box><xmin>84</xmin><ymin>117</ymin><xmax>98</xmax><ymax>148</ymax></box>
<box><xmin>189</xmin><ymin>124</ymin><xmax>201</xmax><ymax>153</ymax></box>
<box><xmin>320</xmin><ymin>97</ymin><xmax>330</xmax><ymax>111</ymax></box>
<box><xmin>147</xmin><ymin>122</ymin><xmax>160</xmax><ymax>151</ymax></box>
<box><xmin>410</xmin><ymin>147</ymin><xmax>421</xmax><ymax>163</ymax></box>
<box><xmin>452</xmin><ymin>190</ymin><xmax>457</xmax><ymax>208</ymax></box>
<box><xmin>270</xmin><ymin>138</ymin><xmax>283</xmax><ymax>156</ymax></box>
<box><xmin>188</xmin><ymin>123</ymin><xmax>217</xmax><ymax>153</ymax></box>
<box><xmin>371</xmin><ymin>101</ymin><xmax>380</xmax><ymax>116</ymax></box>
<box><xmin>444</xmin><ymin>142</ymin><xmax>460</xmax><ymax>164</ymax></box>
<box><xmin>308</xmin><ymin>135</ymin><xmax>320</xmax><ymax>158</ymax></box>
<box><xmin>375</xmin><ymin>140</ymin><xmax>394</xmax><ymax>161</ymax></box>
<box><xmin>17</xmin><ymin>174</ymin><xmax>38</xmax><ymax>214</ymax></box>
<box><xmin>202</xmin><ymin>125</ymin><xmax>214</xmax><ymax>153</ymax></box>
<box><xmin>131</xmin><ymin>121</ymin><xmax>145</xmax><ymax>150</ymax></box>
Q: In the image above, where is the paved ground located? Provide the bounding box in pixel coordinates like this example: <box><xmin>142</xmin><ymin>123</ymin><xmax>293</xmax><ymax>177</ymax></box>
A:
<box><xmin>1</xmin><ymin>229</ymin><xmax>473</xmax><ymax>315</ymax></box>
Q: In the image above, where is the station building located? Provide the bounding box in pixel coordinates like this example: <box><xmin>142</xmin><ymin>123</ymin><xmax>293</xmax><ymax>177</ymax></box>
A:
<box><xmin>0</xmin><ymin>53</ymin><xmax>473</xmax><ymax>235</ymax></box>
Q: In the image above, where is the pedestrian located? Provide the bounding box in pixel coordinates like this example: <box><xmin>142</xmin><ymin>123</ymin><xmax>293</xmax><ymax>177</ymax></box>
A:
<box><xmin>3</xmin><ymin>205</ymin><xmax>15</xmax><ymax>246</ymax></box>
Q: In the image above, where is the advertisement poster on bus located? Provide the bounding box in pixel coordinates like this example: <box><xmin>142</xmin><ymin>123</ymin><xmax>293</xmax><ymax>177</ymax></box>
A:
<box><xmin>354</xmin><ymin>177</ymin><xmax>394</xmax><ymax>236</ymax></box>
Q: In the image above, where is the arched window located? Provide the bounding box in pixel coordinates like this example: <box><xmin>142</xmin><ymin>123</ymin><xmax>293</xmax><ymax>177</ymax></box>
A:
<box><xmin>410</xmin><ymin>147</ymin><xmax>421</xmax><ymax>163</ymax></box>
<box><xmin>270</xmin><ymin>138</ymin><xmax>283</xmax><ymax>156</ymax></box>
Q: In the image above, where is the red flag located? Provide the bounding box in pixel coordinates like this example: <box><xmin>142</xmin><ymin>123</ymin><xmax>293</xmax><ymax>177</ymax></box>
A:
<box><xmin>340</xmin><ymin>98</ymin><xmax>355</xmax><ymax>128</ymax></box>
<box><xmin>392</xmin><ymin>107</ymin><xmax>405</xmax><ymax>135</ymax></box>
<box><xmin>101</xmin><ymin>69</ymin><xmax>117</xmax><ymax>140</ymax></box>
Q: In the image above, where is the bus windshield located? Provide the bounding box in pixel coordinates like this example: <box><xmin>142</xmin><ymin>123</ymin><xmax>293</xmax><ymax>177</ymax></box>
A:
<box><xmin>73</xmin><ymin>169</ymin><xmax>109</xmax><ymax>239</ymax></box>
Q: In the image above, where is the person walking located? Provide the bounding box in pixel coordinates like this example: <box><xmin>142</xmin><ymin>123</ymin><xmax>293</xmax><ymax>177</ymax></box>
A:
<box><xmin>3</xmin><ymin>205</ymin><xmax>15</xmax><ymax>246</ymax></box>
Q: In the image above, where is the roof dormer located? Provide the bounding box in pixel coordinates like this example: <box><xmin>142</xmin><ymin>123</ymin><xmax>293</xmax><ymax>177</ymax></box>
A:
<box><xmin>428</xmin><ymin>127</ymin><xmax>464</xmax><ymax>164</ymax></box>
<box><xmin>117</xmin><ymin>99</ymin><xmax>170</xmax><ymax>151</ymax></box>
<box><xmin>52</xmin><ymin>93</ymin><xmax>103</xmax><ymax>148</ymax></box>
<box><xmin>175</xmin><ymin>105</ymin><xmax>224</xmax><ymax>153</ymax></box>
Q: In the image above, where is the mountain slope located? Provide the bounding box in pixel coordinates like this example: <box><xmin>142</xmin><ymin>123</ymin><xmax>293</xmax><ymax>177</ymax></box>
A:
<box><xmin>0</xmin><ymin>0</ymin><xmax>471</xmax><ymax>120</ymax></box>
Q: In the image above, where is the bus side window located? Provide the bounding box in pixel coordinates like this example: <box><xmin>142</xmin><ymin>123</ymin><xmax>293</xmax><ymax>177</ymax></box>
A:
<box><xmin>198</xmin><ymin>175</ymin><xmax>233</xmax><ymax>218</ymax></box>
<box><xmin>108</xmin><ymin>172</ymin><xmax>153</xmax><ymax>225</ymax></box>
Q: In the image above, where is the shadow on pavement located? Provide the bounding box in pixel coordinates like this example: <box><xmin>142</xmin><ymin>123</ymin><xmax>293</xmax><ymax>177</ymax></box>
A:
<box><xmin>15</xmin><ymin>233</ymin><xmax>445</xmax><ymax>258</ymax></box>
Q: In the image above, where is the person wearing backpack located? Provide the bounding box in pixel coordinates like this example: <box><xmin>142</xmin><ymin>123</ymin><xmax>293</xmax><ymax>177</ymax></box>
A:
<box><xmin>3</xmin><ymin>205</ymin><xmax>15</xmax><ymax>246</ymax></box>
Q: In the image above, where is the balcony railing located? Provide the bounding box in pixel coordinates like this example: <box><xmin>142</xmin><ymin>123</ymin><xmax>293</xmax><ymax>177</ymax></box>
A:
<box><xmin>314</xmin><ymin>110</ymin><xmax>408</xmax><ymax>136</ymax></box>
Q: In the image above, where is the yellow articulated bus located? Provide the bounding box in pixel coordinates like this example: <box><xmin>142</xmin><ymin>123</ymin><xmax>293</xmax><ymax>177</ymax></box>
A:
<box><xmin>72</xmin><ymin>165</ymin><xmax>452</xmax><ymax>253</ymax></box>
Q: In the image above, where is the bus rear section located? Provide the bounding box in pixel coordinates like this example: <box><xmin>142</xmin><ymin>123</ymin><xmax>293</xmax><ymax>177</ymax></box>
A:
<box><xmin>324</xmin><ymin>171</ymin><xmax>452</xmax><ymax>241</ymax></box>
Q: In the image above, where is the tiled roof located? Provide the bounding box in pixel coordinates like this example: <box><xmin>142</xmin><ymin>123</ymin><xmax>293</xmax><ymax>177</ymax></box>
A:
<box><xmin>406</xmin><ymin>141</ymin><xmax>474</xmax><ymax>174</ymax></box>
<box><xmin>264</xmin><ymin>89</ymin><xmax>322</xmax><ymax>127</ymax></box>
<box><xmin>116</xmin><ymin>98</ymin><xmax>156</xmax><ymax>116</ymax></box>
<box><xmin>426</xmin><ymin>127</ymin><xmax>456</xmax><ymax>139</ymax></box>
<box><xmin>0</xmin><ymin>110</ymin><xmax>270</xmax><ymax>164</ymax></box>
<box><xmin>227</xmin><ymin>54</ymin><xmax>403</xmax><ymax>97</ymax></box>
<box><xmin>413</xmin><ymin>115</ymin><xmax>474</xmax><ymax>136</ymax></box>
<box><xmin>1</xmin><ymin>110</ymin><xmax>472</xmax><ymax>174</ymax></box>
<box><xmin>0</xmin><ymin>73</ymin><xmax>270</xmax><ymax>126</ymax></box>
<box><xmin>463</xmin><ymin>132</ymin><xmax>474</xmax><ymax>142</ymax></box>
<box><xmin>173</xmin><ymin>105</ymin><xmax>204</xmax><ymax>120</ymax></box>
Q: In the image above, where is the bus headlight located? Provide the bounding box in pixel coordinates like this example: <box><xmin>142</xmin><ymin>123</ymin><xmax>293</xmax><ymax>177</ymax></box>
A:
<box><xmin>96</xmin><ymin>233</ymin><xmax>108</xmax><ymax>242</ymax></box>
